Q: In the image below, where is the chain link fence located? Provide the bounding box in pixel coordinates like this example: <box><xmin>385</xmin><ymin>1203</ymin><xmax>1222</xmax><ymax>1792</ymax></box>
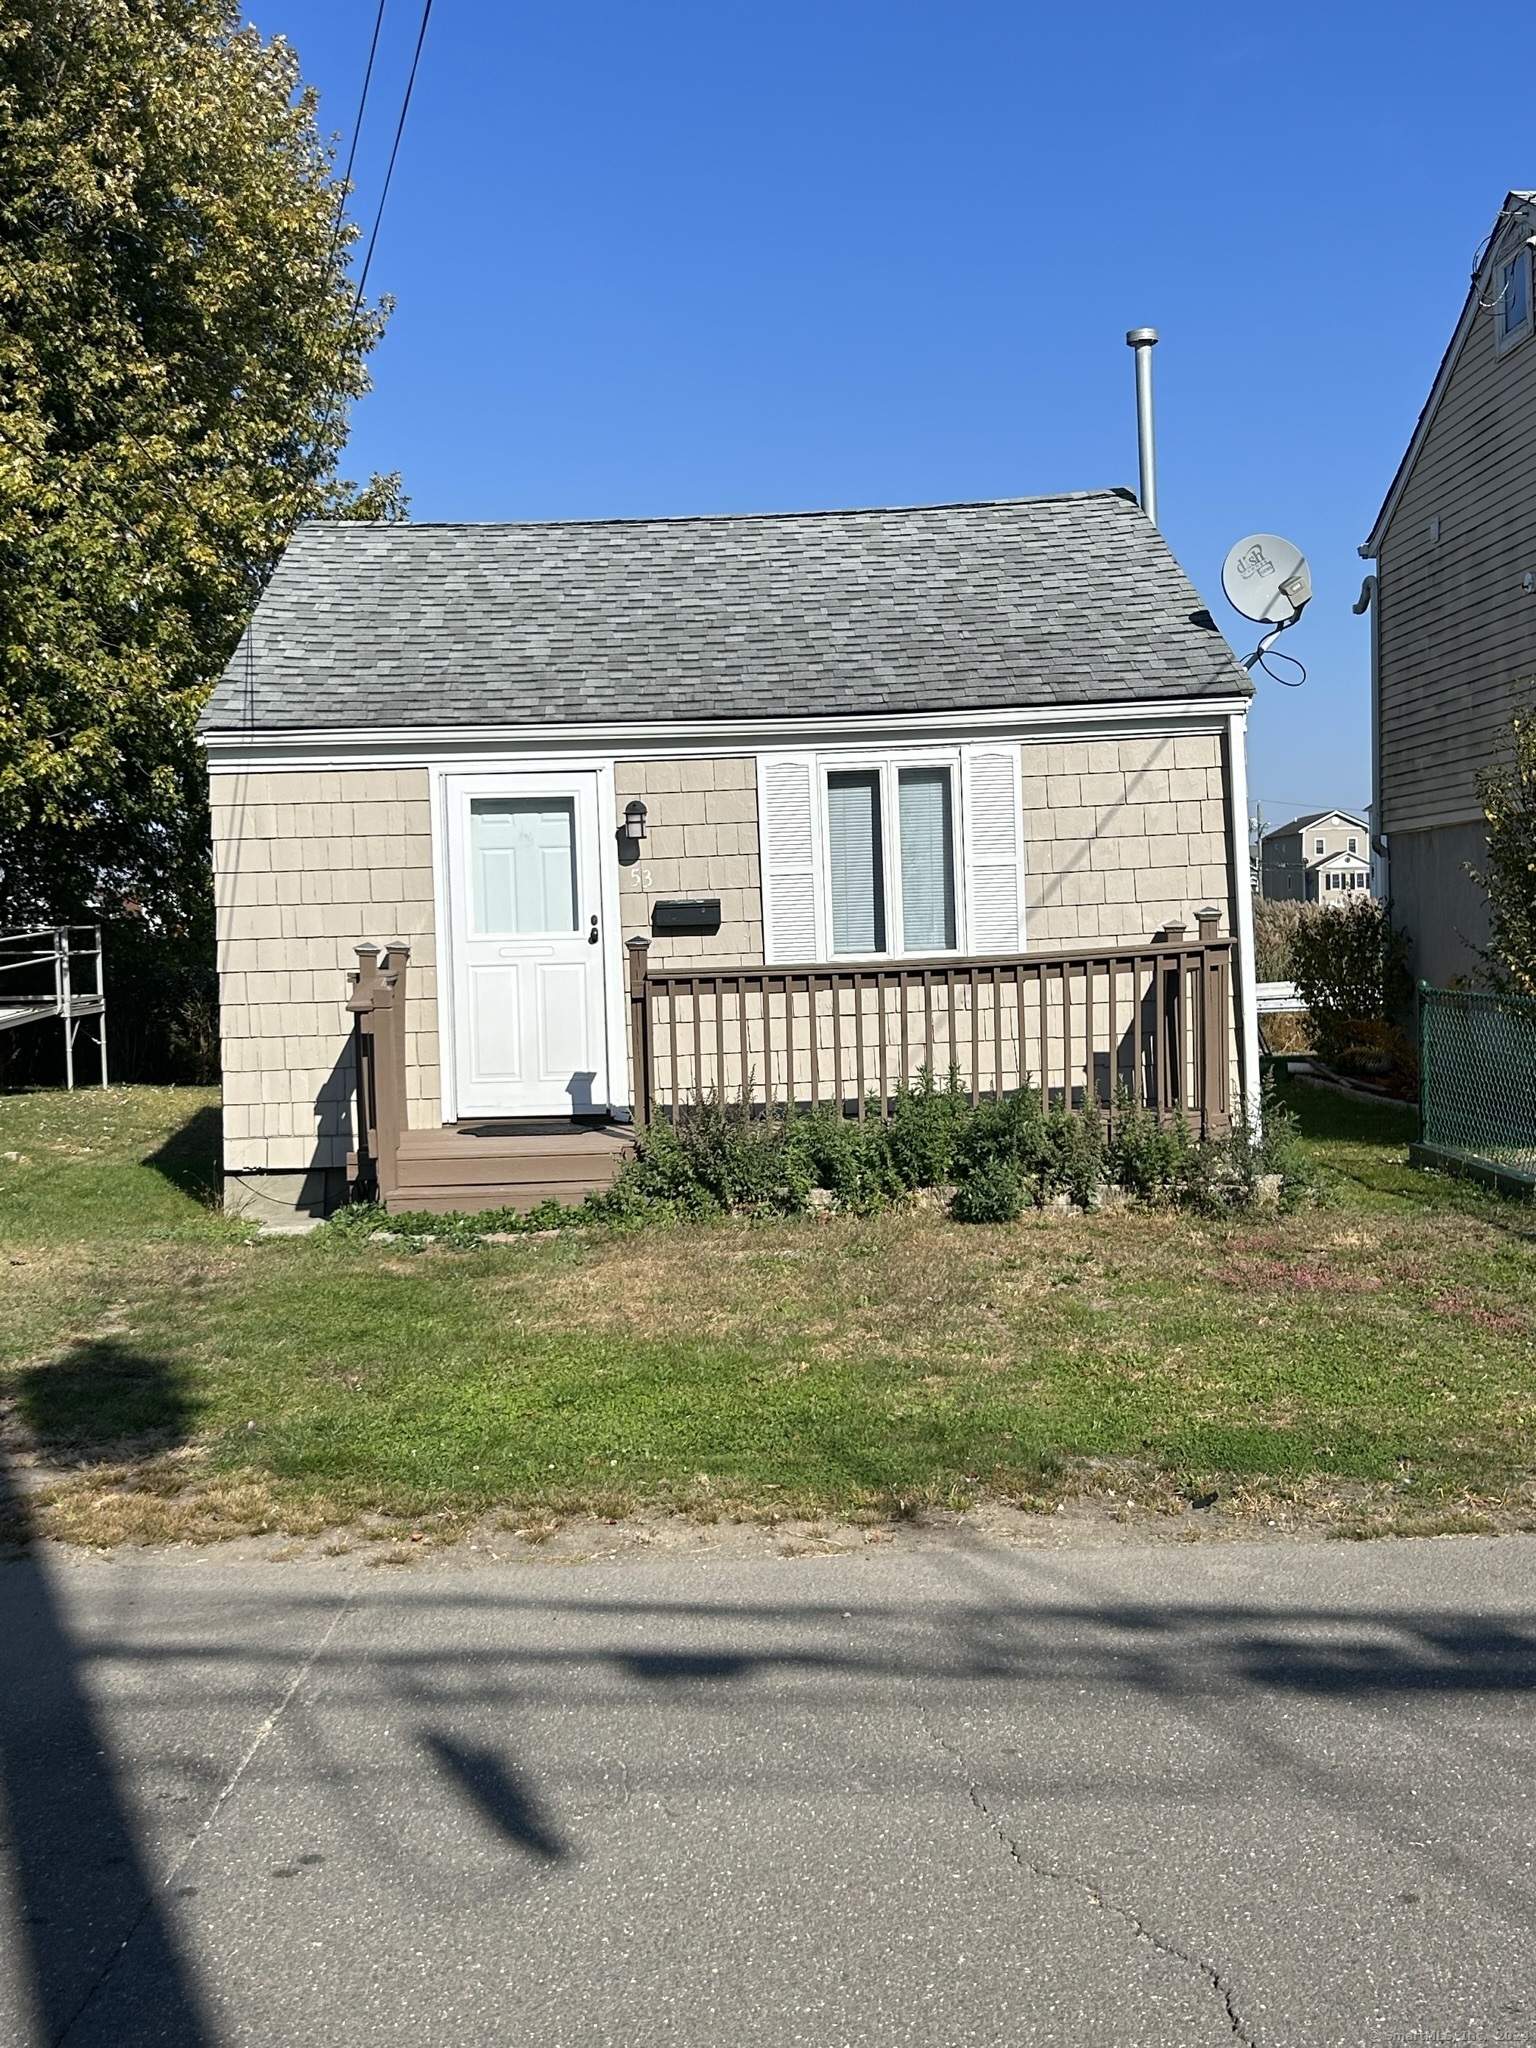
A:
<box><xmin>1417</xmin><ymin>984</ymin><xmax>1536</xmax><ymax>1181</ymax></box>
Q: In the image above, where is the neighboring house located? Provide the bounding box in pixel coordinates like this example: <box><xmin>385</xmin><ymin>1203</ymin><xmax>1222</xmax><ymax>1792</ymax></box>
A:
<box><xmin>200</xmin><ymin>491</ymin><xmax>1260</xmax><ymax>1222</ymax></box>
<box><xmin>1260</xmin><ymin>811</ymin><xmax>1374</xmax><ymax>905</ymax></box>
<box><xmin>1359</xmin><ymin>189</ymin><xmax>1536</xmax><ymax>985</ymax></box>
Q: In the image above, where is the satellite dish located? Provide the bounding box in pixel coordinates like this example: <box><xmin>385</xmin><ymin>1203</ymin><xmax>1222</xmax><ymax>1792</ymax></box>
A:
<box><xmin>1221</xmin><ymin>533</ymin><xmax>1312</xmax><ymax>626</ymax></box>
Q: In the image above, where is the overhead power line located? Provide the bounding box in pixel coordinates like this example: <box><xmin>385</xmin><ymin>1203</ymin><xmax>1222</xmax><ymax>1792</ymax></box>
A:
<box><xmin>328</xmin><ymin>0</ymin><xmax>390</xmax><ymax>277</ymax></box>
<box><xmin>354</xmin><ymin>0</ymin><xmax>435</xmax><ymax>305</ymax></box>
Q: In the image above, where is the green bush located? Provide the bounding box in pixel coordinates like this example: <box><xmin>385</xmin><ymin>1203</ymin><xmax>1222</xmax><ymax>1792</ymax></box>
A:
<box><xmin>951</xmin><ymin>1158</ymin><xmax>1026</xmax><ymax>1223</ymax></box>
<box><xmin>328</xmin><ymin>1078</ymin><xmax>1315</xmax><ymax>1245</ymax></box>
<box><xmin>1178</xmin><ymin>1085</ymin><xmax>1312</xmax><ymax>1215</ymax></box>
<box><xmin>883</xmin><ymin>1066</ymin><xmax>968</xmax><ymax>1188</ymax></box>
<box><xmin>788</xmin><ymin>1106</ymin><xmax>901</xmax><ymax>1213</ymax></box>
<box><xmin>1105</xmin><ymin>1092</ymin><xmax>1194</xmax><ymax>1197</ymax></box>
<box><xmin>603</xmin><ymin>1078</ymin><xmax>1311</xmax><ymax>1226</ymax></box>
<box><xmin>1040</xmin><ymin>1106</ymin><xmax>1106</xmax><ymax>1207</ymax></box>
<box><xmin>610</xmin><ymin>1097</ymin><xmax>808</xmax><ymax>1218</ymax></box>
<box><xmin>1290</xmin><ymin>897</ymin><xmax>1412</xmax><ymax>1062</ymax></box>
<box><xmin>952</xmin><ymin>1086</ymin><xmax>1049</xmax><ymax>1182</ymax></box>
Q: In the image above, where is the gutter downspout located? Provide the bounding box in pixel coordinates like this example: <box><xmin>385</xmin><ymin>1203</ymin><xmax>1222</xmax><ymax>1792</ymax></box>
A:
<box><xmin>1352</xmin><ymin>571</ymin><xmax>1388</xmax><ymax>897</ymax></box>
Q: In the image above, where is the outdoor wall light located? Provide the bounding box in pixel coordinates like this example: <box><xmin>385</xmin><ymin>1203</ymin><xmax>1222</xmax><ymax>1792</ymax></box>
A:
<box><xmin>622</xmin><ymin>799</ymin><xmax>648</xmax><ymax>843</ymax></box>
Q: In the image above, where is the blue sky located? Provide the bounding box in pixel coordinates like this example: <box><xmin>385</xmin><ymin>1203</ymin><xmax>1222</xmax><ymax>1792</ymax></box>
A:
<box><xmin>251</xmin><ymin>0</ymin><xmax>1525</xmax><ymax>829</ymax></box>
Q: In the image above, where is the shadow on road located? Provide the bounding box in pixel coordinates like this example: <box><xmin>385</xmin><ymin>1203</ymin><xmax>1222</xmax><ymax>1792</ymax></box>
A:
<box><xmin>0</xmin><ymin>1387</ymin><xmax>211</xmax><ymax>2045</ymax></box>
<box><xmin>422</xmin><ymin>1733</ymin><xmax>569</xmax><ymax>1862</ymax></box>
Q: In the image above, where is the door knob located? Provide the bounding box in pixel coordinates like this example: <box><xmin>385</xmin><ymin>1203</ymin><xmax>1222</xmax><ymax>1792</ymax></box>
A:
<box><xmin>588</xmin><ymin>914</ymin><xmax>600</xmax><ymax>945</ymax></box>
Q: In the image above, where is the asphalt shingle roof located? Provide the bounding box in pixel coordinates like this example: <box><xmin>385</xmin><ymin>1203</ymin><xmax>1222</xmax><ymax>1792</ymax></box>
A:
<box><xmin>1263</xmin><ymin>810</ymin><xmax>1367</xmax><ymax>840</ymax></box>
<box><xmin>201</xmin><ymin>490</ymin><xmax>1251</xmax><ymax>735</ymax></box>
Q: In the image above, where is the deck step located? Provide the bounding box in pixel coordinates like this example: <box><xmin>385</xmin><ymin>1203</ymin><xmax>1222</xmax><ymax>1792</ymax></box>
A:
<box><xmin>366</xmin><ymin>1117</ymin><xmax>635</xmax><ymax>1216</ymax></box>
<box><xmin>383</xmin><ymin>1175</ymin><xmax>621</xmax><ymax>1217</ymax></box>
<box><xmin>385</xmin><ymin>1149</ymin><xmax>632</xmax><ymax>1187</ymax></box>
<box><xmin>396</xmin><ymin>1128</ymin><xmax>632</xmax><ymax>1161</ymax></box>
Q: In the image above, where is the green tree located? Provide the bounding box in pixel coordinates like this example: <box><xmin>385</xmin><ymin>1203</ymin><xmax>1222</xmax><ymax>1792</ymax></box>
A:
<box><xmin>0</xmin><ymin>0</ymin><xmax>400</xmax><ymax>963</ymax></box>
<box><xmin>1471</xmin><ymin>692</ymin><xmax>1536</xmax><ymax>999</ymax></box>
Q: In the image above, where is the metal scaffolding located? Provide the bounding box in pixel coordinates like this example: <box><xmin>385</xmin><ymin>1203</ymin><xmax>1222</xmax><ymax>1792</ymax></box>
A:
<box><xmin>0</xmin><ymin>926</ymin><xmax>108</xmax><ymax>1088</ymax></box>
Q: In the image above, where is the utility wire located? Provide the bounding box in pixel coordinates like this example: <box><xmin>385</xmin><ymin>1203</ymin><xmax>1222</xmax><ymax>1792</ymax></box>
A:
<box><xmin>331</xmin><ymin>0</ymin><xmax>390</xmax><ymax>269</ymax></box>
<box><xmin>309</xmin><ymin>0</ymin><xmax>434</xmax><ymax>495</ymax></box>
<box><xmin>353</xmin><ymin>0</ymin><xmax>434</xmax><ymax>305</ymax></box>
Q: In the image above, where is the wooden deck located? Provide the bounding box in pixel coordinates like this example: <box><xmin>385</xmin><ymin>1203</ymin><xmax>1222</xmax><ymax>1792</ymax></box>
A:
<box><xmin>384</xmin><ymin>1119</ymin><xmax>634</xmax><ymax>1215</ymax></box>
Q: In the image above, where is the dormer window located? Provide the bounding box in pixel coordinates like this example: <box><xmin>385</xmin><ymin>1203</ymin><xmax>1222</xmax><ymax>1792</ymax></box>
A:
<box><xmin>1495</xmin><ymin>245</ymin><xmax>1533</xmax><ymax>355</ymax></box>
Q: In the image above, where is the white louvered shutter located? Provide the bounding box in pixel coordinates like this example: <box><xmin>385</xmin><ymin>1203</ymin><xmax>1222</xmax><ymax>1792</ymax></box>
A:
<box><xmin>757</xmin><ymin>753</ymin><xmax>823</xmax><ymax>963</ymax></box>
<box><xmin>961</xmin><ymin>744</ymin><xmax>1026</xmax><ymax>954</ymax></box>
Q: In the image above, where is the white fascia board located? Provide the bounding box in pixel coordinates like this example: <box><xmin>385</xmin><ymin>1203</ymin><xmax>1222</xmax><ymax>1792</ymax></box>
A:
<box><xmin>203</xmin><ymin>695</ymin><xmax>1253</xmax><ymax>775</ymax></box>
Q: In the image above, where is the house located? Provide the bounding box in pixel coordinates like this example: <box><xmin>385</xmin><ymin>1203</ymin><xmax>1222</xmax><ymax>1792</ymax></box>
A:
<box><xmin>200</xmin><ymin>491</ymin><xmax>1260</xmax><ymax>1222</ymax></box>
<box><xmin>1259</xmin><ymin>810</ymin><xmax>1374</xmax><ymax>905</ymax></box>
<box><xmin>1359</xmin><ymin>189</ymin><xmax>1536</xmax><ymax>985</ymax></box>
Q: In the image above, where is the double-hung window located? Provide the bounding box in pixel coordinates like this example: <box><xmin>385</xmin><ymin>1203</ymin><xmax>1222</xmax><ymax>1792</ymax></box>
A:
<box><xmin>825</xmin><ymin>759</ymin><xmax>958</xmax><ymax>956</ymax></box>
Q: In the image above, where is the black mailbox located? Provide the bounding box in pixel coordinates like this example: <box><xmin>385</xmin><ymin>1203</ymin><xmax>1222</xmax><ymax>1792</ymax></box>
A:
<box><xmin>651</xmin><ymin>897</ymin><xmax>722</xmax><ymax>935</ymax></box>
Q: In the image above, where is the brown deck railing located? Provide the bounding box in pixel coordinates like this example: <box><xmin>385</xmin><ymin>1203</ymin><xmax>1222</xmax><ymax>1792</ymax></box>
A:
<box><xmin>628</xmin><ymin>913</ymin><xmax>1234</xmax><ymax>1136</ymax></box>
<box><xmin>347</xmin><ymin>941</ymin><xmax>410</xmax><ymax>1202</ymax></box>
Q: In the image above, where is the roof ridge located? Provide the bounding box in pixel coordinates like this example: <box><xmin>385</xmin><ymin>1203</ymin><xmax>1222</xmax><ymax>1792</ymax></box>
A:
<box><xmin>294</xmin><ymin>489</ymin><xmax>1141</xmax><ymax>537</ymax></box>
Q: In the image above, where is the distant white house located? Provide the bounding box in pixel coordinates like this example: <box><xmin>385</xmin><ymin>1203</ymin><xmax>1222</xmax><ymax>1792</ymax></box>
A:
<box><xmin>1260</xmin><ymin>811</ymin><xmax>1374</xmax><ymax>906</ymax></box>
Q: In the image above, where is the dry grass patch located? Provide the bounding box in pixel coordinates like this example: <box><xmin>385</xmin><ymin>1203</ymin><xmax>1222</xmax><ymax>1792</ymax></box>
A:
<box><xmin>5</xmin><ymin>1079</ymin><xmax>1536</xmax><ymax>1546</ymax></box>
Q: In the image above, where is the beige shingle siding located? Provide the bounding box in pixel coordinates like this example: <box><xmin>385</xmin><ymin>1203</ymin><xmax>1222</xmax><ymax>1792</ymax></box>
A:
<box><xmin>616</xmin><ymin>739</ymin><xmax>1231</xmax><ymax>967</ymax></box>
<box><xmin>1021</xmin><ymin>734</ymin><xmax>1232</xmax><ymax>947</ymax></box>
<box><xmin>1378</xmin><ymin>278</ymin><xmax>1536</xmax><ymax>830</ymax></box>
<box><xmin>212</xmin><ymin>735</ymin><xmax>1236</xmax><ymax>1184</ymax></box>
<box><xmin>614</xmin><ymin>756</ymin><xmax>764</xmax><ymax>965</ymax></box>
<box><xmin>211</xmin><ymin>767</ymin><xmax>439</xmax><ymax>1172</ymax></box>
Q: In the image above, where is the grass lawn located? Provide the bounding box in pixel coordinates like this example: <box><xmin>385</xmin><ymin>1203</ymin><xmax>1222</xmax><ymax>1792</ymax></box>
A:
<box><xmin>1</xmin><ymin>1079</ymin><xmax>1533</xmax><ymax>1546</ymax></box>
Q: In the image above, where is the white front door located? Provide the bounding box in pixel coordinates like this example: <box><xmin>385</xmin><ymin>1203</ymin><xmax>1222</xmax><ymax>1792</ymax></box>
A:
<box><xmin>446</xmin><ymin>772</ymin><xmax>611</xmax><ymax>1117</ymax></box>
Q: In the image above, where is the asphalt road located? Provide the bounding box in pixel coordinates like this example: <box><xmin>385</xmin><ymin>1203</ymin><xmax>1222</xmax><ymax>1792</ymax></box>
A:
<box><xmin>2</xmin><ymin>1533</ymin><xmax>1533</xmax><ymax>2048</ymax></box>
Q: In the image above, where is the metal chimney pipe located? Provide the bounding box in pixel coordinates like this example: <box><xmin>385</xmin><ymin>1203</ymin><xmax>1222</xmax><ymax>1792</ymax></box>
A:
<box><xmin>1125</xmin><ymin>326</ymin><xmax>1159</xmax><ymax>526</ymax></box>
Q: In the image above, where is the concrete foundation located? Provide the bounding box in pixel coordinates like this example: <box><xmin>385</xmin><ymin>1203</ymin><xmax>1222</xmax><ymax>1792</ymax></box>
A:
<box><xmin>222</xmin><ymin>1167</ymin><xmax>346</xmax><ymax>1226</ymax></box>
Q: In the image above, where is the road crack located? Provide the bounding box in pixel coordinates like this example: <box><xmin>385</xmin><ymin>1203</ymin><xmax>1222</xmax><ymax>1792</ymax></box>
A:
<box><xmin>55</xmin><ymin>1589</ymin><xmax>359</xmax><ymax>2046</ymax></box>
<box><xmin>935</xmin><ymin>1736</ymin><xmax>1256</xmax><ymax>2047</ymax></box>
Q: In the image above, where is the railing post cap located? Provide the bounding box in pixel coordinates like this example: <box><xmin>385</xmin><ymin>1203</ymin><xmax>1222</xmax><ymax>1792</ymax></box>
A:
<box><xmin>355</xmin><ymin>942</ymin><xmax>381</xmax><ymax>958</ymax></box>
<box><xmin>626</xmin><ymin>935</ymin><xmax>652</xmax><ymax>951</ymax></box>
<box><xmin>1196</xmin><ymin>906</ymin><xmax>1221</xmax><ymax>924</ymax></box>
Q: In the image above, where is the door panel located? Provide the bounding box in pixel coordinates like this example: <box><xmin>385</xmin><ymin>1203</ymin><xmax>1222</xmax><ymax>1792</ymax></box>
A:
<box><xmin>468</xmin><ymin>965</ymin><xmax>524</xmax><ymax>1082</ymax></box>
<box><xmin>448</xmin><ymin>775</ymin><xmax>611</xmax><ymax>1117</ymax></box>
<box><xmin>535</xmin><ymin>962</ymin><xmax>593</xmax><ymax>1108</ymax></box>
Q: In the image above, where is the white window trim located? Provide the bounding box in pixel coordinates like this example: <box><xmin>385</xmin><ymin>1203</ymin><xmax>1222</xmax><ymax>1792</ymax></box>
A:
<box><xmin>818</xmin><ymin>749</ymin><xmax>966</xmax><ymax>961</ymax></box>
<box><xmin>1494</xmin><ymin>244</ymin><xmax>1534</xmax><ymax>357</ymax></box>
